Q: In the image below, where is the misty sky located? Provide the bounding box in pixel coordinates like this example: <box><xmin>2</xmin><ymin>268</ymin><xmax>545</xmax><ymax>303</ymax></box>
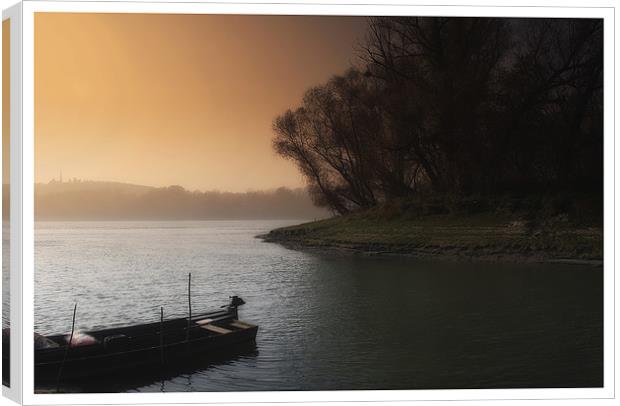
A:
<box><xmin>3</xmin><ymin>19</ymin><xmax>9</xmax><ymax>185</ymax></box>
<box><xmin>35</xmin><ymin>13</ymin><xmax>369</xmax><ymax>192</ymax></box>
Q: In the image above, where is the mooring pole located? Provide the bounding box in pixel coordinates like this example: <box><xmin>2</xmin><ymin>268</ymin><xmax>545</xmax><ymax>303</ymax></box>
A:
<box><xmin>160</xmin><ymin>307</ymin><xmax>165</xmax><ymax>365</ymax></box>
<box><xmin>186</xmin><ymin>273</ymin><xmax>192</xmax><ymax>342</ymax></box>
<box><xmin>56</xmin><ymin>303</ymin><xmax>77</xmax><ymax>393</ymax></box>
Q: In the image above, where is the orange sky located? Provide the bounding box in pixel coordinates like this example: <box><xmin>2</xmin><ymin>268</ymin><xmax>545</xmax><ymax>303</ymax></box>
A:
<box><xmin>34</xmin><ymin>13</ymin><xmax>368</xmax><ymax>192</ymax></box>
<box><xmin>3</xmin><ymin>19</ymin><xmax>9</xmax><ymax>186</ymax></box>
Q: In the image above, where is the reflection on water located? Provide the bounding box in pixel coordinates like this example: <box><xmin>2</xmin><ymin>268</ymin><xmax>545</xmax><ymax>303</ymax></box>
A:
<box><xmin>33</xmin><ymin>221</ymin><xmax>603</xmax><ymax>392</ymax></box>
<box><xmin>36</xmin><ymin>342</ymin><xmax>260</xmax><ymax>393</ymax></box>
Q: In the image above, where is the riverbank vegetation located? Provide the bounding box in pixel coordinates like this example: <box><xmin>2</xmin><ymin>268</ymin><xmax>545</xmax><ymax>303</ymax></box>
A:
<box><xmin>268</xmin><ymin>17</ymin><xmax>603</xmax><ymax>259</ymax></box>
<box><xmin>262</xmin><ymin>193</ymin><xmax>602</xmax><ymax>261</ymax></box>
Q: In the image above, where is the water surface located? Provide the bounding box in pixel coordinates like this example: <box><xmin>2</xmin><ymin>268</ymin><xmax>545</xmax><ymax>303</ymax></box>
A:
<box><xmin>33</xmin><ymin>220</ymin><xmax>603</xmax><ymax>392</ymax></box>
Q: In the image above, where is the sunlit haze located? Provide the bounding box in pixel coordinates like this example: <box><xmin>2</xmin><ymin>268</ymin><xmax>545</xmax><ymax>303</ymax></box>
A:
<box><xmin>35</xmin><ymin>13</ymin><xmax>368</xmax><ymax>191</ymax></box>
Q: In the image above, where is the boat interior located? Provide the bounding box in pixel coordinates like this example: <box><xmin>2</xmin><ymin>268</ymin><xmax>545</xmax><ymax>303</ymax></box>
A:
<box><xmin>36</xmin><ymin>310</ymin><xmax>257</xmax><ymax>354</ymax></box>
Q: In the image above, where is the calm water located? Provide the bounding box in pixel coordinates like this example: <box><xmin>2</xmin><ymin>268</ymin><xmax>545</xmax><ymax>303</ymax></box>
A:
<box><xmin>33</xmin><ymin>220</ymin><xmax>603</xmax><ymax>392</ymax></box>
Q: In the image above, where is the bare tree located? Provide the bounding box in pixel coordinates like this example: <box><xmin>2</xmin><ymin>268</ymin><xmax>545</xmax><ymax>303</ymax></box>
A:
<box><xmin>272</xmin><ymin>17</ymin><xmax>603</xmax><ymax>214</ymax></box>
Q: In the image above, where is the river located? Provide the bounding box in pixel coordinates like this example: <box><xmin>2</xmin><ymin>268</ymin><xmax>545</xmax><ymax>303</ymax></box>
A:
<box><xmin>32</xmin><ymin>220</ymin><xmax>602</xmax><ymax>392</ymax></box>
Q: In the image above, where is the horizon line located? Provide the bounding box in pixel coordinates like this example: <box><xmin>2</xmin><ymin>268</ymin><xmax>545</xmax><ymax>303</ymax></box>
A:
<box><xmin>32</xmin><ymin>178</ymin><xmax>309</xmax><ymax>194</ymax></box>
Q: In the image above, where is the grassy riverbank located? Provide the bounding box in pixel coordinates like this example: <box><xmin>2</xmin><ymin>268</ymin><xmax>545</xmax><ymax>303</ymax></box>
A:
<box><xmin>260</xmin><ymin>197</ymin><xmax>603</xmax><ymax>263</ymax></box>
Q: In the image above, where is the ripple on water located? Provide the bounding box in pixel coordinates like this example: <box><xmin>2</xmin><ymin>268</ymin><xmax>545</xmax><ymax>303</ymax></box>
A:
<box><xmin>32</xmin><ymin>220</ymin><xmax>603</xmax><ymax>392</ymax></box>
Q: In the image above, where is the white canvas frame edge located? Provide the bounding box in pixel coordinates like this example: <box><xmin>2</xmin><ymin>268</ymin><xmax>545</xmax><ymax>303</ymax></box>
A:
<box><xmin>2</xmin><ymin>2</ymin><xmax>23</xmax><ymax>404</ymax></box>
<box><xmin>14</xmin><ymin>1</ymin><xmax>616</xmax><ymax>404</ymax></box>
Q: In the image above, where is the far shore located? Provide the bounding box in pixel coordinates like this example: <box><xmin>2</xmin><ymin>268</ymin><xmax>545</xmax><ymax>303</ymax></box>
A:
<box><xmin>257</xmin><ymin>212</ymin><xmax>603</xmax><ymax>266</ymax></box>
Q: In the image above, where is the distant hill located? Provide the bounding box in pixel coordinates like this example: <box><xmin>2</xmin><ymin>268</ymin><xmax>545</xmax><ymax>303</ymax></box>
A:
<box><xmin>36</xmin><ymin>180</ymin><xmax>153</xmax><ymax>196</ymax></box>
<box><xmin>34</xmin><ymin>181</ymin><xmax>330</xmax><ymax>221</ymax></box>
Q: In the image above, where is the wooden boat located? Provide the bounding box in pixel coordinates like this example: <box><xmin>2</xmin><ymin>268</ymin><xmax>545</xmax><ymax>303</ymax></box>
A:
<box><xmin>27</xmin><ymin>296</ymin><xmax>258</xmax><ymax>384</ymax></box>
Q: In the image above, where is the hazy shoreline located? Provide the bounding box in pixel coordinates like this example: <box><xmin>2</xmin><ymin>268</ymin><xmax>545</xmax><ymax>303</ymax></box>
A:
<box><xmin>34</xmin><ymin>181</ymin><xmax>329</xmax><ymax>221</ymax></box>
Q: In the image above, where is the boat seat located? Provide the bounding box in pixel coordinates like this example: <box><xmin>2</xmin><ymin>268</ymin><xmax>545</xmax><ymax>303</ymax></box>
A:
<box><xmin>194</xmin><ymin>318</ymin><xmax>214</xmax><ymax>326</ymax></box>
<box><xmin>201</xmin><ymin>324</ymin><xmax>231</xmax><ymax>334</ymax></box>
<box><xmin>230</xmin><ymin>320</ymin><xmax>255</xmax><ymax>329</ymax></box>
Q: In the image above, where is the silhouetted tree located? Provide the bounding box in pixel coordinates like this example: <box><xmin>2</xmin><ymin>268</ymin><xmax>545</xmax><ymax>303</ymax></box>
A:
<box><xmin>273</xmin><ymin>17</ymin><xmax>603</xmax><ymax>214</ymax></box>
<box><xmin>501</xmin><ymin>19</ymin><xmax>603</xmax><ymax>190</ymax></box>
<box><xmin>362</xmin><ymin>17</ymin><xmax>512</xmax><ymax>194</ymax></box>
<box><xmin>274</xmin><ymin>70</ymin><xmax>382</xmax><ymax>213</ymax></box>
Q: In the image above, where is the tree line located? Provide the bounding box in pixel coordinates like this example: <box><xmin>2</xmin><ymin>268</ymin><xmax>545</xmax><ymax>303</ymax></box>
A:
<box><xmin>273</xmin><ymin>17</ymin><xmax>603</xmax><ymax>215</ymax></box>
<box><xmin>35</xmin><ymin>182</ymin><xmax>328</xmax><ymax>220</ymax></box>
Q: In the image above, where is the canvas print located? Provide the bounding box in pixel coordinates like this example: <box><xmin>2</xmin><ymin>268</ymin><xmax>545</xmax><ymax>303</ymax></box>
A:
<box><xmin>23</xmin><ymin>13</ymin><xmax>603</xmax><ymax>393</ymax></box>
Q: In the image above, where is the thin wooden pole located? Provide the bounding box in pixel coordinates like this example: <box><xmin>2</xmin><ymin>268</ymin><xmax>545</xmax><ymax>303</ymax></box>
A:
<box><xmin>56</xmin><ymin>303</ymin><xmax>77</xmax><ymax>393</ymax></box>
<box><xmin>160</xmin><ymin>307</ymin><xmax>165</xmax><ymax>365</ymax></box>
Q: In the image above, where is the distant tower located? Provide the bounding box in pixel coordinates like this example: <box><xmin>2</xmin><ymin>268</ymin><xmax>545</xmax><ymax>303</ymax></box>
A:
<box><xmin>60</xmin><ymin>170</ymin><xmax>63</xmax><ymax>183</ymax></box>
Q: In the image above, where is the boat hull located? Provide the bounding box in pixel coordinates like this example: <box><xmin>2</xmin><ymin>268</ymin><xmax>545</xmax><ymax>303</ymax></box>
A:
<box><xmin>35</xmin><ymin>325</ymin><xmax>257</xmax><ymax>383</ymax></box>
